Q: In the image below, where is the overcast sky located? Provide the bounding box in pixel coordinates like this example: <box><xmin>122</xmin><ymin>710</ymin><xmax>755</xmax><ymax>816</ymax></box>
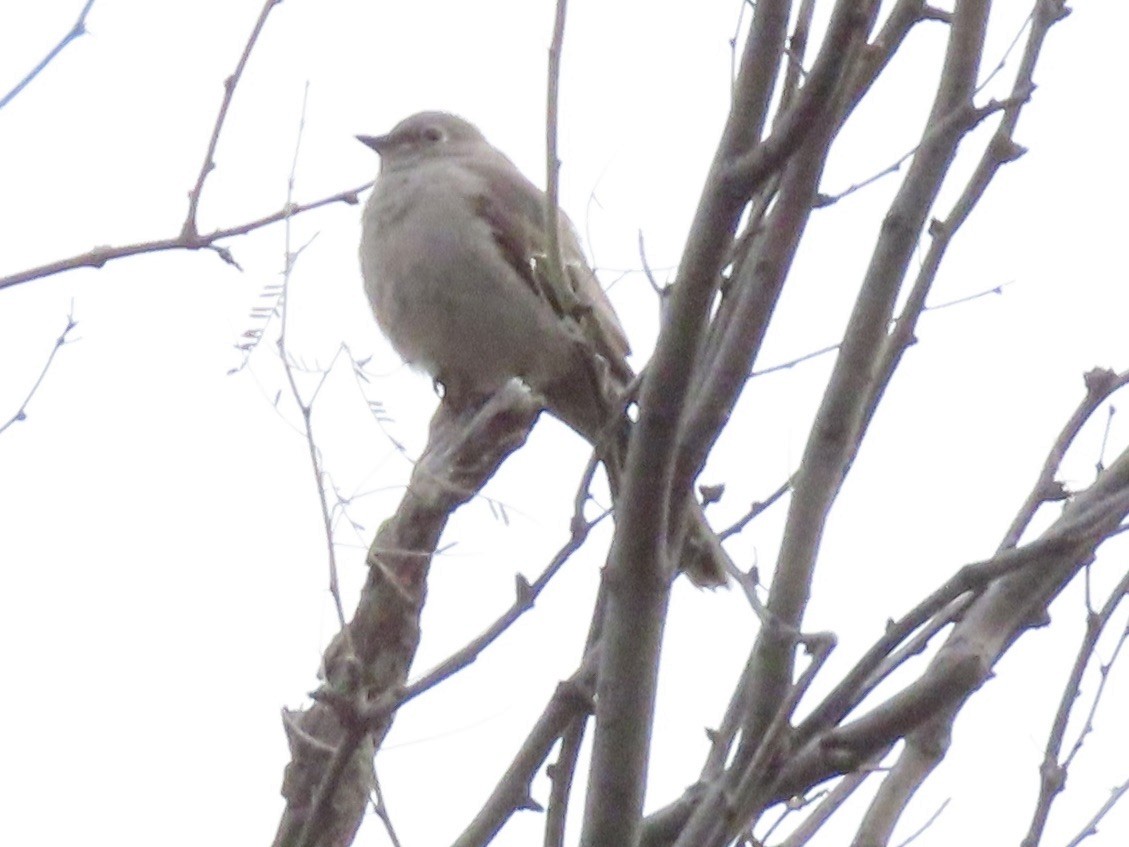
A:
<box><xmin>1</xmin><ymin>2</ymin><xmax>1127</xmax><ymax>846</ymax></box>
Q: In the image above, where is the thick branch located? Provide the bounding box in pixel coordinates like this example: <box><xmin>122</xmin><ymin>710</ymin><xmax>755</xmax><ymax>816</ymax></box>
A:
<box><xmin>740</xmin><ymin>0</ymin><xmax>991</xmax><ymax>779</ymax></box>
<box><xmin>272</xmin><ymin>387</ymin><xmax>541</xmax><ymax>847</ymax></box>
<box><xmin>578</xmin><ymin>0</ymin><xmax>795</xmax><ymax>841</ymax></box>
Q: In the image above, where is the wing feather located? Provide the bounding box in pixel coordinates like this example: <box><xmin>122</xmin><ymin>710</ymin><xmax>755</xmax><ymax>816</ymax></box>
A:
<box><xmin>466</xmin><ymin>153</ymin><xmax>633</xmax><ymax>383</ymax></box>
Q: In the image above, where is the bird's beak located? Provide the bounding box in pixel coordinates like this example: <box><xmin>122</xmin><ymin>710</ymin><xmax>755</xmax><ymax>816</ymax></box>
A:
<box><xmin>356</xmin><ymin>134</ymin><xmax>389</xmax><ymax>154</ymax></box>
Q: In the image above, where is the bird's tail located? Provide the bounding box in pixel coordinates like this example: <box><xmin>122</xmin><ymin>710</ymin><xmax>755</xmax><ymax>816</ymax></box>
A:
<box><xmin>540</xmin><ymin>348</ymin><xmax>729</xmax><ymax>588</ymax></box>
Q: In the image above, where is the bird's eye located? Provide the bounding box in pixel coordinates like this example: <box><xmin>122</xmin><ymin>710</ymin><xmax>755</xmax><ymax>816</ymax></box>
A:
<box><xmin>421</xmin><ymin>126</ymin><xmax>445</xmax><ymax>143</ymax></box>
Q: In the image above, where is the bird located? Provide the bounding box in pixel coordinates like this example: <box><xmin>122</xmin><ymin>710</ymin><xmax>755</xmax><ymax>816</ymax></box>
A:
<box><xmin>358</xmin><ymin>111</ymin><xmax>726</xmax><ymax>586</ymax></box>
<box><xmin>357</xmin><ymin>110</ymin><xmax>631</xmax><ymax>440</ymax></box>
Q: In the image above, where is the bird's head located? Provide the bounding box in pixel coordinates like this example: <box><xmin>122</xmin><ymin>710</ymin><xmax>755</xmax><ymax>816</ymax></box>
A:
<box><xmin>357</xmin><ymin>111</ymin><xmax>486</xmax><ymax>169</ymax></box>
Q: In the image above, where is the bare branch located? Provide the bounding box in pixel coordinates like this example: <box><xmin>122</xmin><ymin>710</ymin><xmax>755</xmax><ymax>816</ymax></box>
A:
<box><xmin>0</xmin><ymin>182</ymin><xmax>368</xmax><ymax>292</ymax></box>
<box><xmin>543</xmin><ymin>0</ymin><xmax>569</xmax><ymax>304</ymax></box>
<box><xmin>677</xmin><ymin>0</ymin><xmax>880</xmax><ymax>494</ymax></box>
<box><xmin>544</xmin><ymin>707</ymin><xmax>588</xmax><ymax>847</ymax></box>
<box><xmin>818</xmin><ymin>91</ymin><xmax>1028</xmax><ymax>207</ymax></box>
<box><xmin>751</xmin><ymin>343</ymin><xmax>840</xmax><ymax>379</ymax></box>
<box><xmin>1021</xmin><ymin>566</ymin><xmax>1129</xmax><ymax>847</ymax></box>
<box><xmin>718</xmin><ymin>476</ymin><xmax>793</xmax><ymax>542</ymax></box>
<box><xmin>274</xmin><ymin>83</ymin><xmax>351</xmax><ymax>633</ymax></box>
<box><xmin>582</xmin><ymin>5</ymin><xmax>872</xmax><ymax>844</ymax></box>
<box><xmin>892</xmin><ymin>797</ymin><xmax>951</xmax><ymax>847</ymax></box>
<box><xmin>370</xmin><ymin>769</ymin><xmax>404</xmax><ymax>847</ymax></box>
<box><xmin>747</xmin><ymin>282</ymin><xmax>1007</xmax><ymax>381</ymax></box>
<box><xmin>183</xmin><ymin>0</ymin><xmax>282</xmax><ymax>238</ymax></box>
<box><xmin>452</xmin><ymin>653</ymin><xmax>598</xmax><ymax>847</ymax></box>
<box><xmin>0</xmin><ymin>0</ymin><xmax>96</xmax><ymax>110</ymax></box>
<box><xmin>0</xmin><ymin>0</ymin><xmax>366</xmax><ymax>295</ymax></box>
<box><xmin>795</xmin><ymin>482</ymin><xmax>1129</xmax><ymax>753</ymax></box>
<box><xmin>1003</xmin><ymin>368</ymin><xmax>1129</xmax><ymax>550</ymax></box>
<box><xmin>1062</xmin><ymin>776</ymin><xmax>1129</xmax><ymax>847</ymax></box>
<box><xmin>843</xmin><ymin>439</ymin><xmax>1129</xmax><ymax>838</ymax></box>
<box><xmin>362</xmin><ymin>508</ymin><xmax>608</xmax><ymax>723</ymax></box>
<box><xmin>774</xmin><ymin>757</ymin><xmax>889</xmax><ymax>847</ymax></box>
<box><xmin>0</xmin><ymin>307</ymin><xmax>78</xmax><ymax>435</ymax></box>
<box><xmin>272</xmin><ymin>387</ymin><xmax>542</xmax><ymax>847</ymax></box>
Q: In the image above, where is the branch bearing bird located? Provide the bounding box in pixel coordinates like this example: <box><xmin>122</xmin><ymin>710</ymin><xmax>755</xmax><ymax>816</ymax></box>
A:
<box><xmin>358</xmin><ymin>111</ymin><xmax>727</xmax><ymax>586</ymax></box>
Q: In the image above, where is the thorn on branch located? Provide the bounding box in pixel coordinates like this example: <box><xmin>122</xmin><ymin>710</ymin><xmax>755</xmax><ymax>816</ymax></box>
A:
<box><xmin>515</xmin><ymin>574</ymin><xmax>535</xmax><ymax>607</ymax></box>
<box><xmin>209</xmin><ymin>244</ymin><xmax>242</xmax><ymax>269</ymax></box>
<box><xmin>699</xmin><ymin>483</ymin><xmax>725</xmax><ymax>506</ymax></box>
<box><xmin>991</xmin><ymin>135</ymin><xmax>1028</xmax><ymax>163</ymax></box>
<box><xmin>1084</xmin><ymin>367</ymin><xmax>1118</xmax><ymax>397</ymax></box>
<box><xmin>921</xmin><ymin>5</ymin><xmax>953</xmax><ymax>23</ymax></box>
<box><xmin>519</xmin><ymin>793</ymin><xmax>545</xmax><ymax>813</ymax></box>
<box><xmin>1038</xmin><ymin>479</ymin><xmax>1071</xmax><ymax>502</ymax></box>
<box><xmin>282</xmin><ymin>708</ymin><xmax>338</xmax><ymax>758</ymax></box>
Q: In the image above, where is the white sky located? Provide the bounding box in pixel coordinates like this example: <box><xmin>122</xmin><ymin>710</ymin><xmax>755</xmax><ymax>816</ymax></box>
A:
<box><xmin>1</xmin><ymin>2</ymin><xmax>1127</xmax><ymax>846</ymax></box>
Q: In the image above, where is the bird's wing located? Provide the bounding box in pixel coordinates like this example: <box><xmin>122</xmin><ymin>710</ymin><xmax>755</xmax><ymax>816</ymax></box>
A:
<box><xmin>467</xmin><ymin>153</ymin><xmax>633</xmax><ymax>382</ymax></box>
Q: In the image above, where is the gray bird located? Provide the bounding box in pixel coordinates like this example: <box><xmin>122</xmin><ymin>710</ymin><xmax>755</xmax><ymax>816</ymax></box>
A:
<box><xmin>358</xmin><ymin>111</ymin><xmax>726</xmax><ymax>586</ymax></box>
<box><xmin>359</xmin><ymin>111</ymin><xmax>629</xmax><ymax>440</ymax></box>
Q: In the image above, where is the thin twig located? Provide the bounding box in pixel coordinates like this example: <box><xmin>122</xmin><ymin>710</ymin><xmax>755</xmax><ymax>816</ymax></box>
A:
<box><xmin>751</xmin><ymin>280</ymin><xmax>1008</xmax><ymax>380</ymax></box>
<box><xmin>275</xmin><ymin>83</ymin><xmax>350</xmax><ymax>633</ymax></box>
<box><xmin>370</xmin><ymin>769</ymin><xmax>404</xmax><ymax>847</ymax></box>
<box><xmin>1021</xmin><ymin>566</ymin><xmax>1129</xmax><ymax>847</ymax></box>
<box><xmin>722</xmin><ymin>632</ymin><xmax>838</xmax><ymax>844</ymax></box>
<box><xmin>183</xmin><ymin>0</ymin><xmax>282</xmax><ymax>238</ymax></box>
<box><xmin>818</xmin><ymin>91</ymin><xmax>1028</xmax><ymax>207</ymax></box>
<box><xmin>0</xmin><ymin>182</ymin><xmax>369</xmax><ymax>292</ymax></box>
<box><xmin>727</xmin><ymin>0</ymin><xmax>756</xmax><ymax>94</ymax></box>
<box><xmin>1002</xmin><ymin>369</ymin><xmax>1129</xmax><ymax>550</ymax></box>
<box><xmin>637</xmin><ymin>230</ymin><xmax>664</xmax><ymax>297</ymax></box>
<box><xmin>1096</xmin><ymin>405</ymin><xmax>1115</xmax><ymax>475</ymax></box>
<box><xmin>1063</xmin><ymin>610</ymin><xmax>1129</xmax><ymax>771</ymax></box>
<box><xmin>775</xmin><ymin>756</ymin><xmax>889</xmax><ymax>847</ymax></box>
<box><xmin>545</xmin><ymin>709</ymin><xmax>587</xmax><ymax>847</ymax></box>
<box><xmin>452</xmin><ymin>651</ymin><xmax>599</xmax><ymax>847</ymax></box>
<box><xmin>0</xmin><ymin>0</ymin><xmax>326</xmax><ymax>295</ymax></box>
<box><xmin>0</xmin><ymin>0</ymin><xmax>96</xmax><ymax>110</ymax></box>
<box><xmin>974</xmin><ymin>8</ymin><xmax>1035</xmax><ymax>95</ymax></box>
<box><xmin>545</xmin><ymin>571</ymin><xmax>607</xmax><ymax>847</ymax></box>
<box><xmin>718</xmin><ymin>476</ymin><xmax>792</xmax><ymax>541</ymax></box>
<box><xmin>544</xmin><ymin>0</ymin><xmax>569</xmax><ymax>300</ymax></box>
<box><xmin>892</xmin><ymin>797</ymin><xmax>951</xmax><ymax>847</ymax></box>
<box><xmin>794</xmin><ymin>493</ymin><xmax>1129</xmax><ymax>749</ymax></box>
<box><xmin>0</xmin><ymin>306</ymin><xmax>79</xmax><ymax>435</ymax></box>
<box><xmin>351</xmin><ymin>506</ymin><xmax>609</xmax><ymax>727</ymax></box>
<box><xmin>923</xmin><ymin>280</ymin><xmax>1009</xmax><ymax>312</ymax></box>
<box><xmin>1062</xmin><ymin>776</ymin><xmax>1129</xmax><ymax>847</ymax></box>
<box><xmin>751</xmin><ymin>344</ymin><xmax>840</xmax><ymax>378</ymax></box>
